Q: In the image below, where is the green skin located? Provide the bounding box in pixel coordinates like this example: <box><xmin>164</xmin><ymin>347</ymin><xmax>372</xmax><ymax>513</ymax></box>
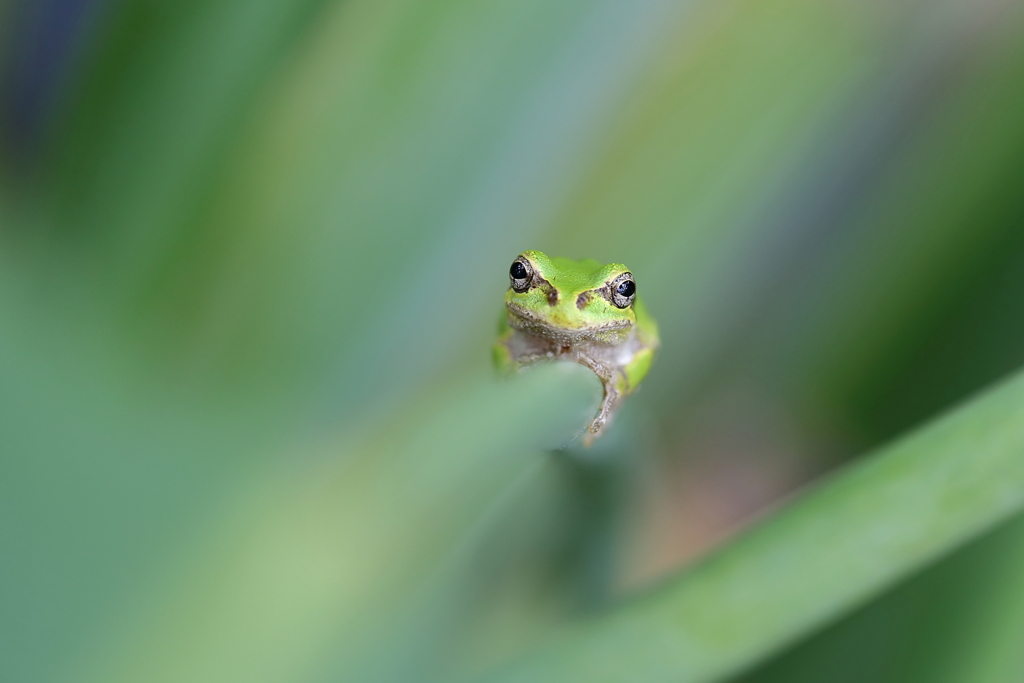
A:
<box><xmin>494</xmin><ymin>250</ymin><xmax>659</xmax><ymax>441</ymax></box>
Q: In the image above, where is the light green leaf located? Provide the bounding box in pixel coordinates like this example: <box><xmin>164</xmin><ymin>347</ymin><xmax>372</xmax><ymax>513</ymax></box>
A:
<box><xmin>483</xmin><ymin>369</ymin><xmax>1024</xmax><ymax>683</ymax></box>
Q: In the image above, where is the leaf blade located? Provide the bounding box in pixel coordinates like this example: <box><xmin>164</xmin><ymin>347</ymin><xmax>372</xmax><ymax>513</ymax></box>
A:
<box><xmin>484</xmin><ymin>368</ymin><xmax>1024</xmax><ymax>683</ymax></box>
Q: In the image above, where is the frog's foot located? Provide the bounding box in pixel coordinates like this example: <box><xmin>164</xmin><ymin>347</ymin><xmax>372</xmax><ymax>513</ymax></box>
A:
<box><xmin>588</xmin><ymin>387</ymin><xmax>618</xmax><ymax>435</ymax></box>
<box><xmin>581</xmin><ymin>391</ymin><xmax>617</xmax><ymax>446</ymax></box>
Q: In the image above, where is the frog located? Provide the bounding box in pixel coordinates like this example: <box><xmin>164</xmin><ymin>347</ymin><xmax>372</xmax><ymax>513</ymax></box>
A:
<box><xmin>493</xmin><ymin>250</ymin><xmax>659</xmax><ymax>441</ymax></box>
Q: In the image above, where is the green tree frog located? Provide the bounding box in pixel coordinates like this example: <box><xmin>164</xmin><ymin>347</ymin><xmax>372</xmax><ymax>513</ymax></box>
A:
<box><xmin>494</xmin><ymin>250</ymin><xmax>659</xmax><ymax>441</ymax></box>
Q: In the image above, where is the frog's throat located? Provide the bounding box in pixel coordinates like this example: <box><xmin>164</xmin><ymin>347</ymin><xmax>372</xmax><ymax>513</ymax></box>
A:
<box><xmin>505</xmin><ymin>301</ymin><xmax>632</xmax><ymax>341</ymax></box>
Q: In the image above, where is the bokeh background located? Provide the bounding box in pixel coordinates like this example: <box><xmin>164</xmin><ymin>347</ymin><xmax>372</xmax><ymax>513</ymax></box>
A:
<box><xmin>4</xmin><ymin>0</ymin><xmax>1024</xmax><ymax>681</ymax></box>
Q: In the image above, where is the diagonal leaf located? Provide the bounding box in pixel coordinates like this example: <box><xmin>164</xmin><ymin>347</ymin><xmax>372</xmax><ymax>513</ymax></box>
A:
<box><xmin>481</xmin><ymin>367</ymin><xmax>1024</xmax><ymax>683</ymax></box>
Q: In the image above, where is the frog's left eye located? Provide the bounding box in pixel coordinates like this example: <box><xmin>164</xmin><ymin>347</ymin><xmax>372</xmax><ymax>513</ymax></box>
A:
<box><xmin>610</xmin><ymin>273</ymin><xmax>636</xmax><ymax>308</ymax></box>
<box><xmin>509</xmin><ymin>257</ymin><xmax>533</xmax><ymax>292</ymax></box>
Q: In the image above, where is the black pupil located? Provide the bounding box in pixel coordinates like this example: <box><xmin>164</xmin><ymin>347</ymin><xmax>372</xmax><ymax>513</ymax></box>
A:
<box><xmin>510</xmin><ymin>261</ymin><xmax>528</xmax><ymax>280</ymax></box>
<box><xmin>617</xmin><ymin>279</ymin><xmax>635</xmax><ymax>298</ymax></box>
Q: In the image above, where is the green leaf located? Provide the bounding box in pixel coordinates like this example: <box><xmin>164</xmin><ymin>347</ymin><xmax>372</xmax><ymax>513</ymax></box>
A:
<box><xmin>482</xmin><ymin>368</ymin><xmax>1024</xmax><ymax>683</ymax></box>
<box><xmin>69</xmin><ymin>363</ymin><xmax>601</xmax><ymax>683</ymax></box>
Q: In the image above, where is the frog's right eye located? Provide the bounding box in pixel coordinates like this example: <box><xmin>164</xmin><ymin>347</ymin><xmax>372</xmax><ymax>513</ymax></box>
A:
<box><xmin>610</xmin><ymin>273</ymin><xmax>636</xmax><ymax>308</ymax></box>
<box><xmin>509</xmin><ymin>257</ymin><xmax>533</xmax><ymax>292</ymax></box>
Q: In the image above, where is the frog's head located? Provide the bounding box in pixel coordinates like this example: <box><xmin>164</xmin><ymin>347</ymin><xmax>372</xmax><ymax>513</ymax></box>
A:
<box><xmin>504</xmin><ymin>250</ymin><xmax>637</xmax><ymax>343</ymax></box>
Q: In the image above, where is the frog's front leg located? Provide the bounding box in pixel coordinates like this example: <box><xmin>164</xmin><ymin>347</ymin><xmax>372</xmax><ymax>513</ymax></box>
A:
<box><xmin>574</xmin><ymin>352</ymin><xmax>625</xmax><ymax>437</ymax></box>
<box><xmin>494</xmin><ymin>327</ymin><xmax>556</xmax><ymax>375</ymax></box>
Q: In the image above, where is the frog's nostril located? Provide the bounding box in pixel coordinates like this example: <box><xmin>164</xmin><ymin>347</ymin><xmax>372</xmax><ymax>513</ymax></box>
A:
<box><xmin>546</xmin><ymin>288</ymin><xmax>558</xmax><ymax>306</ymax></box>
<box><xmin>576</xmin><ymin>292</ymin><xmax>590</xmax><ymax>310</ymax></box>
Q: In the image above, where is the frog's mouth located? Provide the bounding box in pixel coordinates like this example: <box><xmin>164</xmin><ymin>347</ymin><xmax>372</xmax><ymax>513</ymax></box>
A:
<box><xmin>505</xmin><ymin>301</ymin><xmax>632</xmax><ymax>340</ymax></box>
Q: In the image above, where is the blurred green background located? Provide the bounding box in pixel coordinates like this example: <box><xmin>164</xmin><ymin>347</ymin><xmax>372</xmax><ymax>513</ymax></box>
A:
<box><xmin>3</xmin><ymin>0</ymin><xmax>1024</xmax><ymax>681</ymax></box>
